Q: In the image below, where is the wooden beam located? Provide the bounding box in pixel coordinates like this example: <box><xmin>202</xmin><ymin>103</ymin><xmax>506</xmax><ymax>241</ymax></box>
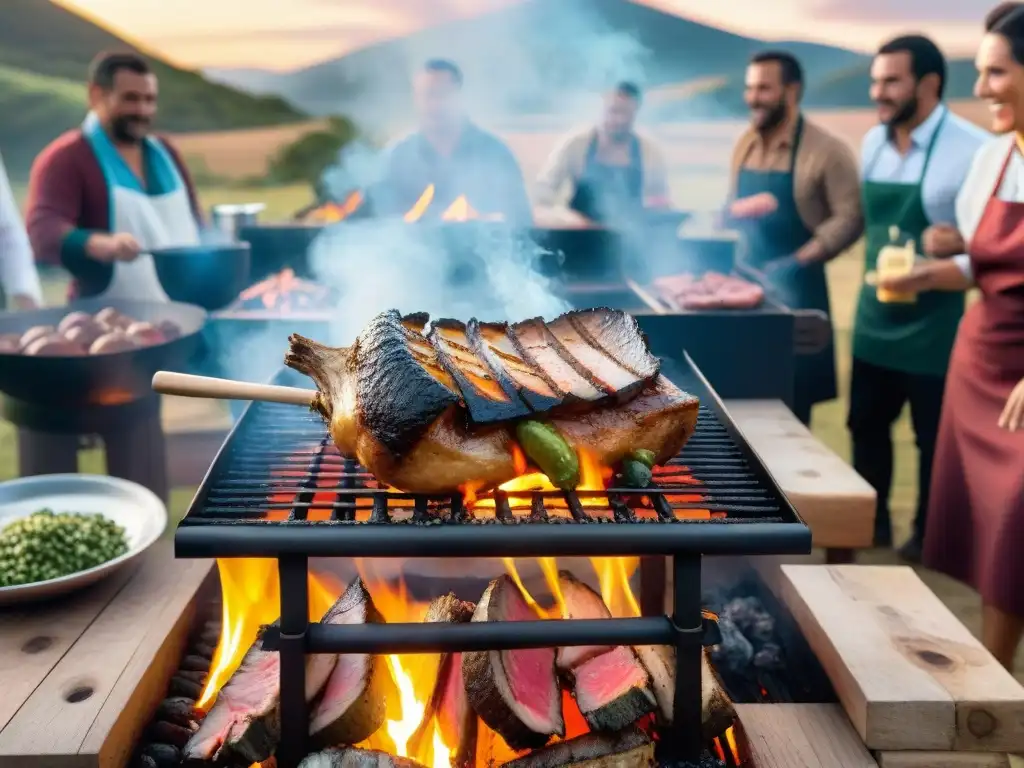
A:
<box><xmin>723</xmin><ymin>399</ymin><xmax>876</xmax><ymax>550</ymax></box>
<box><xmin>0</xmin><ymin>543</ymin><xmax>213</xmax><ymax>768</ymax></box>
<box><xmin>877</xmin><ymin>752</ymin><xmax>1012</xmax><ymax>768</ymax></box>
<box><xmin>734</xmin><ymin>703</ymin><xmax>876</xmax><ymax>767</ymax></box>
<box><xmin>778</xmin><ymin>564</ymin><xmax>1024</xmax><ymax>753</ymax></box>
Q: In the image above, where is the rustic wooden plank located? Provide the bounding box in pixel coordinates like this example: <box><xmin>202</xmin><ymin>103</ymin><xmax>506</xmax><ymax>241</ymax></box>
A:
<box><xmin>0</xmin><ymin>565</ymin><xmax>138</xmax><ymax>733</ymax></box>
<box><xmin>734</xmin><ymin>703</ymin><xmax>876</xmax><ymax>767</ymax></box>
<box><xmin>778</xmin><ymin>565</ymin><xmax>1024</xmax><ymax>752</ymax></box>
<box><xmin>723</xmin><ymin>399</ymin><xmax>876</xmax><ymax>549</ymax></box>
<box><xmin>0</xmin><ymin>543</ymin><xmax>213</xmax><ymax>768</ymax></box>
<box><xmin>877</xmin><ymin>752</ymin><xmax>1012</xmax><ymax>768</ymax></box>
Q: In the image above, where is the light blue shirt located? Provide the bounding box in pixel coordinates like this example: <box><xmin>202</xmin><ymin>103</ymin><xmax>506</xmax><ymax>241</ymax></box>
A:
<box><xmin>860</xmin><ymin>104</ymin><xmax>991</xmax><ymax>226</ymax></box>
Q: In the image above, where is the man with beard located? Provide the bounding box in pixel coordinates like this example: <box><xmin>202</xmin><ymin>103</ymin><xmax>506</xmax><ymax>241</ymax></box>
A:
<box><xmin>26</xmin><ymin>51</ymin><xmax>202</xmax><ymax>301</ymax></box>
<box><xmin>852</xmin><ymin>35</ymin><xmax>989</xmax><ymax>560</ymax></box>
<box><xmin>534</xmin><ymin>81</ymin><xmax>670</xmax><ymax>224</ymax></box>
<box><xmin>371</xmin><ymin>59</ymin><xmax>532</xmax><ymax>226</ymax></box>
<box><xmin>728</xmin><ymin>51</ymin><xmax>863</xmax><ymax>426</ymax></box>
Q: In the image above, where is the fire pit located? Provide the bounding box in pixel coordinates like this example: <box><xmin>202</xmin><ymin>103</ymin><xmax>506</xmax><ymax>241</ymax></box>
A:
<box><xmin>172</xmin><ymin>354</ymin><xmax>811</xmax><ymax>767</ymax></box>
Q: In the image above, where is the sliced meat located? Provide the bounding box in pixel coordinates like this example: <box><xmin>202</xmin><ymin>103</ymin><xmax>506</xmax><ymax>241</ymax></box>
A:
<box><xmin>182</xmin><ymin>616</ymin><xmax>336</xmax><ymax>764</ymax></box>
<box><xmin>633</xmin><ymin>644</ymin><xmax>736</xmax><ymax>740</ymax></box>
<box><xmin>299</xmin><ymin>748</ymin><xmax>426</xmax><ymax>768</ymax></box>
<box><xmin>566</xmin><ymin>309</ymin><xmax>660</xmax><ymax>381</ymax></box>
<box><xmin>310</xmin><ymin>579</ymin><xmax>390</xmax><ymax>748</ymax></box>
<box><xmin>287</xmin><ymin>311</ymin><xmax>700</xmax><ymax>494</ymax></box>
<box><xmin>409</xmin><ymin>594</ymin><xmax>478</xmax><ymax>768</ymax></box>
<box><xmin>508</xmin><ymin>318</ymin><xmax>605</xmax><ymax>404</ymax></box>
<box><xmin>468</xmin><ymin>319</ymin><xmax>562</xmax><ymax>414</ymax></box>
<box><xmin>555</xmin><ymin>571</ymin><xmax>613</xmax><ymax>671</ymax></box>
<box><xmin>499</xmin><ymin>725</ymin><xmax>653</xmax><ymax>768</ymax></box>
<box><xmin>428</xmin><ymin>319</ymin><xmax>528</xmax><ymax>421</ymax></box>
<box><xmin>554</xmin><ymin>573</ymin><xmax>655</xmax><ymax>732</ymax></box>
<box><xmin>546</xmin><ymin>314</ymin><xmax>644</xmax><ymax>401</ymax></box>
<box><xmin>463</xmin><ymin>575</ymin><xmax>564</xmax><ymax>751</ymax></box>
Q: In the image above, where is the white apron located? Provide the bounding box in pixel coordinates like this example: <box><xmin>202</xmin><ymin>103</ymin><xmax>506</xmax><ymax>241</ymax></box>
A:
<box><xmin>82</xmin><ymin>112</ymin><xmax>200</xmax><ymax>301</ymax></box>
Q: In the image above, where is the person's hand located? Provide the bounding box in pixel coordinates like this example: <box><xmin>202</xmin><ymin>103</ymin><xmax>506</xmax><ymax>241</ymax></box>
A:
<box><xmin>998</xmin><ymin>377</ymin><xmax>1024</xmax><ymax>431</ymax></box>
<box><xmin>10</xmin><ymin>294</ymin><xmax>38</xmax><ymax>311</ymax></box>
<box><xmin>876</xmin><ymin>264</ymin><xmax>932</xmax><ymax>294</ymax></box>
<box><xmin>729</xmin><ymin>193</ymin><xmax>779</xmax><ymax>220</ymax></box>
<box><xmin>85</xmin><ymin>232</ymin><xmax>141</xmax><ymax>263</ymax></box>
<box><xmin>922</xmin><ymin>224</ymin><xmax>965</xmax><ymax>259</ymax></box>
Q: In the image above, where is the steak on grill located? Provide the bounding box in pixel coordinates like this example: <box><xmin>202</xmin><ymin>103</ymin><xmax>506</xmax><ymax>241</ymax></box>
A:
<box><xmin>285</xmin><ymin>308</ymin><xmax>699</xmax><ymax>494</ymax></box>
<box><xmin>654</xmin><ymin>272</ymin><xmax>764</xmax><ymax>310</ymax></box>
<box><xmin>499</xmin><ymin>724</ymin><xmax>654</xmax><ymax>768</ymax></box>
<box><xmin>463</xmin><ymin>575</ymin><xmax>564</xmax><ymax>750</ymax></box>
<box><xmin>299</xmin><ymin>748</ymin><xmax>427</xmax><ymax>768</ymax></box>
<box><xmin>409</xmin><ymin>594</ymin><xmax>478</xmax><ymax>768</ymax></box>
<box><xmin>182</xmin><ymin>618</ymin><xmax>336</xmax><ymax>764</ymax></box>
<box><xmin>310</xmin><ymin>579</ymin><xmax>390</xmax><ymax>748</ymax></box>
<box><xmin>554</xmin><ymin>573</ymin><xmax>656</xmax><ymax>731</ymax></box>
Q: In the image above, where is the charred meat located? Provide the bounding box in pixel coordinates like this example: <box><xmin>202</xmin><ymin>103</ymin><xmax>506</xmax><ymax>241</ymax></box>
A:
<box><xmin>310</xmin><ymin>579</ymin><xmax>390</xmax><ymax>748</ymax></box>
<box><xmin>286</xmin><ymin>308</ymin><xmax>699</xmax><ymax>494</ymax></box>
<box><xmin>463</xmin><ymin>575</ymin><xmax>564</xmax><ymax>751</ymax></box>
<box><xmin>499</xmin><ymin>725</ymin><xmax>654</xmax><ymax>768</ymax></box>
<box><xmin>555</xmin><ymin>573</ymin><xmax>656</xmax><ymax>732</ymax></box>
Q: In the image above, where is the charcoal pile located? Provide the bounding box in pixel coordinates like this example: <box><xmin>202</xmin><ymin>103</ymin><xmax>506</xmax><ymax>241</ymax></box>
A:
<box><xmin>704</xmin><ymin>578</ymin><xmax>835</xmax><ymax>704</ymax></box>
<box><xmin>130</xmin><ymin>604</ymin><xmax>220</xmax><ymax>768</ymax></box>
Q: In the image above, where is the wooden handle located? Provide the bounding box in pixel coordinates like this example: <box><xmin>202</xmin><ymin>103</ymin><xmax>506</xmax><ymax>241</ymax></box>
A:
<box><xmin>152</xmin><ymin>371</ymin><xmax>315</xmax><ymax>406</ymax></box>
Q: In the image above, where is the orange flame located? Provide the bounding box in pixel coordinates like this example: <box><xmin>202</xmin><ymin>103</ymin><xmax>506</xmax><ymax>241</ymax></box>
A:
<box><xmin>404</xmin><ymin>185</ymin><xmax>435</xmax><ymax>222</ymax></box>
<box><xmin>440</xmin><ymin>195</ymin><xmax>478</xmax><ymax>221</ymax></box>
<box><xmin>304</xmin><ymin>190</ymin><xmax>364</xmax><ymax>223</ymax></box>
<box><xmin>713</xmin><ymin>725</ymin><xmax>742</xmax><ymax>764</ymax></box>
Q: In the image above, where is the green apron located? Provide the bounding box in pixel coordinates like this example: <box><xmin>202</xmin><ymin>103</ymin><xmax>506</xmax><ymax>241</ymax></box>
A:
<box><xmin>853</xmin><ymin>112</ymin><xmax>965</xmax><ymax>377</ymax></box>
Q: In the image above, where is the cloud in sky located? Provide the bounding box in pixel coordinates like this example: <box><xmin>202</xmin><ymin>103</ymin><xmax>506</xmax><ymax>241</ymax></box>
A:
<box><xmin>805</xmin><ymin>0</ymin><xmax>987</xmax><ymax>23</ymax></box>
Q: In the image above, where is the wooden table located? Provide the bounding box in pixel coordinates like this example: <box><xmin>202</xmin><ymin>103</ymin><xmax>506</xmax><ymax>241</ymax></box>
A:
<box><xmin>724</xmin><ymin>399</ymin><xmax>876</xmax><ymax>562</ymax></box>
<box><xmin>0</xmin><ymin>542</ymin><xmax>213</xmax><ymax>768</ymax></box>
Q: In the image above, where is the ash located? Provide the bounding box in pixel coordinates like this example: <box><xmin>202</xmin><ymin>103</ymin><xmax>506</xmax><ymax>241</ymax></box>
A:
<box><xmin>661</xmin><ymin>756</ymin><xmax>726</xmax><ymax>768</ymax></box>
<box><xmin>704</xmin><ymin>575</ymin><xmax>835</xmax><ymax>704</ymax></box>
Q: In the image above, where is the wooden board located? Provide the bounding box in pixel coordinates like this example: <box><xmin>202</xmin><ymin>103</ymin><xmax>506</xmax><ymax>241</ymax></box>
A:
<box><xmin>734</xmin><ymin>703</ymin><xmax>876</xmax><ymax>767</ymax></box>
<box><xmin>723</xmin><ymin>399</ymin><xmax>876</xmax><ymax>549</ymax></box>
<box><xmin>877</xmin><ymin>752</ymin><xmax>1013</xmax><ymax>768</ymax></box>
<box><xmin>0</xmin><ymin>542</ymin><xmax>213</xmax><ymax>768</ymax></box>
<box><xmin>778</xmin><ymin>564</ymin><xmax>1024</xmax><ymax>752</ymax></box>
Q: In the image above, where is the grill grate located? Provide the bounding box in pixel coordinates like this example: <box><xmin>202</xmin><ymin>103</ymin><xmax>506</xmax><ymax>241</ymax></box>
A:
<box><xmin>176</xmin><ymin>355</ymin><xmax>810</xmax><ymax>558</ymax></box>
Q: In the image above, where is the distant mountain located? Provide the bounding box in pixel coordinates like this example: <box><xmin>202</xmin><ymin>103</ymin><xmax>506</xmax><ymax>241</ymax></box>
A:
<box><xmin>806</xmin><ymin>58</ymin><xmax>978</xmax><ymax>107</ymax></box>
<box><xmin>0</xmin><ymin>0</ymin><xmax>306</xmax><ymax>176</ymax></box>
<box><xmin>206</xmin><ymin>0</ymin><xmax>868</xmax><ymax>128</ymax></box>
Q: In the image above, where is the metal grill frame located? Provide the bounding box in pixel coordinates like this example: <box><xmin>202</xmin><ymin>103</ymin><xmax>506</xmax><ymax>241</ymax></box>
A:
<box><xmin>175</xmin><ymin>353</ymin><xmax>811</xmax><ymax>768</ymax></box>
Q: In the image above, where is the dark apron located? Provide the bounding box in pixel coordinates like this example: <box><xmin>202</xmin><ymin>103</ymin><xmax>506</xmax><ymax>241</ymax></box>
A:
<box><xmin>734</xmin><ymin>117</ymin><xmax>837</xmax><ymax>413</ymax></box>
<box><xmin>854</xmin><ymin>111</ymin><xmax>964</xmax><ymax>377</ymax></box>
<box><xmin>568</xmin><ymin>132</ymin><xmax>644</xmax><ymax>224</ymax></box>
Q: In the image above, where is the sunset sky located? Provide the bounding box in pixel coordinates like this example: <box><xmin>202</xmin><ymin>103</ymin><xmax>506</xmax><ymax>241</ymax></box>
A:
<box><xmin>62</xmin><ymin>0</ymin><xmax>983</xmax><ymax>71</ymax></box>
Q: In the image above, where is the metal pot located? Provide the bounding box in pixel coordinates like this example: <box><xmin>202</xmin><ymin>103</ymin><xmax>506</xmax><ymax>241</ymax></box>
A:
<box><xmin>0</xmin><ymin>298</ymin><xmax>206</xmax><ymax>407</ymax></box>
<box><xmin>151</xmin><ymin>243</ymin><xmax>252</xmax><ymax>310</ymax></box>
<box><xmin>211</xmin><ymin>203</ymin><xmax>266</xmax><ymax>240</ymax></box>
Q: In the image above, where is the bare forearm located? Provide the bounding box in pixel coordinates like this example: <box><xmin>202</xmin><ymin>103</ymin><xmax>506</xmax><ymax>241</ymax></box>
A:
<box><xmin>922</xmin><ymin>259</ymin><xmax>973</xmax><ymax>292</ymax></box>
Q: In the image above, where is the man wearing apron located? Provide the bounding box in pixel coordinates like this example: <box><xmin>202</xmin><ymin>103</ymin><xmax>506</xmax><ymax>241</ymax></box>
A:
<box><xmin>26</xmin><ymin>51</ymin><xmax>203</xmax><ymax>300</ymax></box>
<box><xmin>22</xmin><ymin>52</ymin><xmax>204</xmax><ymax>504</ymax></box>
<box><xmin>851</xmin><ymin>35</ymin><xmax>989</xmax><ymax>559</ymax></box>
<box><xmin>728</xmin><ymin>51</ymin><xmax>863</xmax><ymax>426</ymax></box>
<box><xmin>534</xmin><ymin>82</ymin><xmax>671</xmax><ymax>223</ymax></box>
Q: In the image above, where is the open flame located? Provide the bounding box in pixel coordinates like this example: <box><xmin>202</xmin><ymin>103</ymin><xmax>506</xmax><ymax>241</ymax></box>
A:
<box><xmin>403</xmin><ymin>185</ymin><xmax>504</xmax><ymax>223</ymax></box>
<box><xmin>405</xmin><ymin>185</ymin><xmax>436</xmax><ymax>222</ymax></box>
<box><xmin>302</xmin><ymin>190</ymin><xmax>364</xmax><ymax>223</ymax></box>
<box><xmin>234</xmin><ymin>268</ymin><xmax>334</xmax><ymax>312</ymax></box>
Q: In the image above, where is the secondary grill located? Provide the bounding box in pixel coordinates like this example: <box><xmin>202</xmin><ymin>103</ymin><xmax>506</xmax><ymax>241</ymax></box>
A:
<box><xmin>175</xmin><ymin>353</ymin><xmax>811</xmax><ymax>768</ymax></box>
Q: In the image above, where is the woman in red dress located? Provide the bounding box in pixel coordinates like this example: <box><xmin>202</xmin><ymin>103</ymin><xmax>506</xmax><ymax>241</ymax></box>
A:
<box><xmin>881</xmin><ymin>2</ymin><xmax>1024</xmax><ymax>670</ymax></box>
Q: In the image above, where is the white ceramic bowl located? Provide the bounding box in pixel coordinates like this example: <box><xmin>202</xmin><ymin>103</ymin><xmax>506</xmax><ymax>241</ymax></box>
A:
<box><xmin>0</xmin><ymin>474</ymin><xmax>167</xmax><ymax>606</ymax></box>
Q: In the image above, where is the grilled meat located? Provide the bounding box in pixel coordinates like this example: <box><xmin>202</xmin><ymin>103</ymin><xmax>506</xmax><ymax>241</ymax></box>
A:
<box><xmin>309</xmin><ymin>579</ymin><xmax>390</xmax><ymax>748</ymax></box>
<box><xmin>554</xmin><ymin>573</ymin><xmax>656</xmax><ymax>732</ymax></box>
<box><xmin>285</xmin><ymin>308</ymin><xmax>699</xmax><ymax>494</ymax></box>
<box><xmin>499</xmin><ymin>725</ymin><xmax>654</xmax><ymax>768</ymax></box>
<box><xmin>463</xmin><ymin>575</ymin><xmax>564</xmax><ymax>750</ymax></box>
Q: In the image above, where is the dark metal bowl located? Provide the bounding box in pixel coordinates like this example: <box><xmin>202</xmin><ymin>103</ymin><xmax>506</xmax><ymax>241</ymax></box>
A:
<box><xmin>238</xmin><ymin>224</ymin><xmax>325</xmax><ymax>281</ymax></box>
<box><xmin>151</xmin><ymin>243</ymin><xmax>251</xmax><ymax>310</ymax></box>
<box><xmin>0</xmin><ymin>298</ymin><xmax>206</xmax><ymax>406</ymax></box>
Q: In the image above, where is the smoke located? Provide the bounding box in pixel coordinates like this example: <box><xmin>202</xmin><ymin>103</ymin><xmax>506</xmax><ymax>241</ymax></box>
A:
<box><xmin>307</xmin><ymin>218</ymin><xmax>570</xmax><ymax>343</ymax></box>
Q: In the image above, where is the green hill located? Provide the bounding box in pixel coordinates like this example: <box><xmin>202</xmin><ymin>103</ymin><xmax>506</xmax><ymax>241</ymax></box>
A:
<box><xmin>805</xmin><ymin>58</ymin><xmax>977</xmax><ymax>108</ymax></box>
<box><xmin>0</xmin><ymin>0</ymin><xmax>306</xmax><ymax>176</ymax></box>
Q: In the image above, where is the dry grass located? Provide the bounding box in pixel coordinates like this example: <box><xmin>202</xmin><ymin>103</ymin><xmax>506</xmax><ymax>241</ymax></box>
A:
<box><xmin>168</xmin><ymin>119</ymin><xmax>330</xmax><ymax>178</ymax></box>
